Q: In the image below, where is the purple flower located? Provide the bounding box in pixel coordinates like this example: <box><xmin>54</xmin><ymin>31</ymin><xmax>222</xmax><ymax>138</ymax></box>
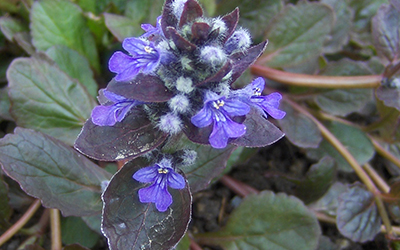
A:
<box><xmin>91</xmin><ymin>90</ymin><xmax>142</xmax><ymax>126</ymax></box>
<box><xmin>132</xmin><ymin>158</ymin><xmax>186</xmax><ymax>212</ymax></box>
<box><xmin>234</xmin><ymin>77</ymin><xmax>286</xmax><ymax>119</ymax></box>
<box><xmin>140</xmin><ymin>16</ymin><xmax>164</xmax><ymax>38</ymax></box>
<box><xmin>109</xmin><ymin>38</ymin><xmax>161</xmax><ymax>82</ymax></box>
<box><xmin>191</xmin><ymin>91</ymin><xmax>250</xmax><ymax>148</ymax></box>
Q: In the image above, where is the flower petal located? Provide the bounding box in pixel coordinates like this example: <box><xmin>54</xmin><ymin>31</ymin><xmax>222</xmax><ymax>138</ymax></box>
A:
<box><xmin>102</xmin><ymin>90</ymin><xmax>128</xmax><ymax>103</ymax></box>
<box><xmin>138</xmin><ymin>184</ymin><xmax>157</xmax><ymax>203</ymax></box>
<box><xmin>132</xmin><ymin>165</ymin><xmax>158</xmax><ymax>183</ymax></box>
<box><xmin>122</xmin><ymin>37</ymin><xmax>146</xmax><ymax>55</ymax></box>
<box><xmin>191</xmin><ymin>107</ymin><xmax>213</xmax><ymax>128</ymax></box>
<box><xmin>251</xmin><ymin>77</ymin><xmax>265</xmax><ymax>92</ymax></box>
<box><xmin>154</xmin><ymin>184</ymin><xmax>173</xmax><ymax>212</ymax></box>
<box><xmin>209</xmin><ymin>120</ymin><xmax>229</xmax><ymax>148</ymax></box>
<box><xmin>108</xmin><ymin>51</ymin><xmax>135</xmax><ymax>73</ymax></box>
<box><xmin>91</xmin><ymin>105</ymin><xmax>117</xmax><ymax>126</ymax></box>
<box><xmin>222</xmin><ymin>99</ymin><xmax>250</xmax><ymax>116</ymax></box>
<box><xmin>114</xmin><ymin>66</ymin><xmax>141</xmax><ymax>82</ymax></box>
<box><xmin>167</xmin><ymin>171</ymin><xmax>185</xmax><ymax>189</ymax></box>
<box><xmin>258</xmin><ymin>93</ymin><xmax>286</xmax><ymax>119</ymax></box>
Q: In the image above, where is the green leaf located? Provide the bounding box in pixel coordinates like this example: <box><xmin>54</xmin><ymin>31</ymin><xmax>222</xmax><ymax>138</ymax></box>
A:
<box><xmin>336</xmin><ymin>184</ymin><xmax>381</xmax><ymax>242</ymax></box>
<box><xmin>0</xmin><ymin>87</ymin><xmax>12</xmax><ymax>121</ymax></box>
<box><xmin>81</xmin><ymin>214</ymin><xmax>102</xmax><ymax>235</ymax></box>
<box><xmin>46</xmin><ymin>45</ymin><xmax>98</xmax><ymax>97</ymax></box>
<box><xmin>31</xmin><ymin>0</ymin><xmax>100</xmax><ymax>72</ymax></box>
<box><xmin>0</xmin><ymin>128</ymin><xmax>112</xmax><ymax>216</ymax></box>
<box><xmin>175</xmin><ymin>234</ymin><xmax>190</xmax><ymax>250</ymax></box>
<box><xmin>61</xmin><ymin>217</ymin><xmax>100</xmax><ymax>248</ymax></box>
<box><xmin>62</xmin><ymin>244</ymin><xmax>91</xmax><ymax>250</ymax></box>
<box><xmin>293</xmin><ymin>156</ymin><xmax>336</xmax><ymax>204</ymax></box>
<box><xmin>315</xmin><ymin>59</ymin><xmax>373</xmax><ymax>117</ymax></box>
<box><xmin>196</xmin><ymin>191</ymin><xmax>321</xmax><ymax>250</ymax></box>
<box><xmin>372</xmin><ymin>2</ymin><xmax>400</xmax><ymax>64</ymax></box>
<box><xmin>0</xmin><ymin>179</ymin><xmax>12</xmax><ymax>229</ymax></box>
<box><xmin>309</xmin><ymin>182</ymin><xmax>347</xmax><ymax>217</ymax></box>
<box><xmin>215</xmin><ymin>0</ymin><xmax>283</xmax><ymax>42</ymax></box>
<box><xmin>278</xmin><ymin>101</ymin><xmax>322</xmax><ymax>149</ymax></box>
<box><xmin>124</xmin><ymin>0</ymin><xmax>165</xmax><ymax>25</ymax></box>
<box><xmin>102</xmin><ymin>159</ymin><xmax>192</xmax><ymax>250</ymax></box>
<box><xmin>0</xmin><ymin>16</ymin><xmax>28</xmax><ymax>41</ymax></box>
<box><xmin>104</xmin><ymin>13</ymin><xmax>143</xmax><ymax>42</ymax></box>
<box><xmin>321</xmin><ymin>0</ymin><xmax>354</xmax><ymax>54</ymax></box>
<box><xmin>348</xmin><ymin>0</ymin><xmax>388</xmax><ymax>46</ymax></box>
<box><xmin>306</xmin><ymin>121</ymin><xmax>375</xmax><ymax>172</ymax></box>
<box><xmin>199</xmin><ymin>0</ymin><xmax>216</xmax><ymax>16</ymax></box>
<box><xmin>7</xmin><ymin>54</ymin><xmax>96</xmax><ymax>146</ymax></box>
<box><xmin>262</xmin><ymin>1</ymin><xmax>334</xmax><ymax>68</ymax></box>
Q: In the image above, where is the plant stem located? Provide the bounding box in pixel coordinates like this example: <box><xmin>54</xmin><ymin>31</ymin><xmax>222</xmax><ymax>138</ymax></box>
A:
<box><xmin>0</xmin><ymin>199</ymin><xmax>41</xmax><ymax>247</ymax></box>
<box><xmin>363</xmin><ymin>163</ymin><xmax>390</xmax><ymax>193</ymax></box>
<box><xmin>251</xmin><ymin>64</ymin><xmax>382</xmax><ymax>88</ymax></box>
<box><xmin>50</xmin><ymin>209</ymin><xmax>62</xmax><ymax>250</ymax></box>
<box><xmin>219</xmin><ymin>175</ymin><xmax>258</xmax><ymax>197</ymax></box>
<box><xmin>285</xmin><ymin>98</ymin><xmax>393</xmax><ymax>235</ymax></box>
<box><xmin>371</xmin><ymin>137</ymin><xmax>400</xmax><ymax>170</ymax></box>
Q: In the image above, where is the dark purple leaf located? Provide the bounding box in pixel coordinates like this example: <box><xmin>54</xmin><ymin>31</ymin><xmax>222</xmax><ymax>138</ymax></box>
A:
<box><xmin>179</xmin><ymin>0</ymin><xmax>203</xmax><ymax>27</ymax></box>
<box><xmin>231</xmin><ymin>107</ymin><xmax>285</xmax><ymax>147</ymax></box>
<box><xmin>221</xmin><ymin>8</ymin><xmax>239</xmax><ymax>43</ymax></box>
<box><xmin>196</xmin><ymin>61</ymin><xmax>233</xmax><ymax>86</ymax></box>
<box><xmin>182</xmin><ymin>116</ymin><xmax>211</xmax><ymax>145</ymax></box>
<box><xmin>191</xmin><ymin>22</ymin><xmax>211</xmax><ymax>44</ymax></box>
<box><xmin>75</xmin><ymin>108</ymin><xmax>168</xmax><ymax>161</ymax></box>
<box><xmin>230</xmin><ymin>41</ymin><xmax>268</xmax><ymax>84</ymax></box>
<box><xmin>0</xmin><ymin>128</ymin><xmax>112</xmax><ymax>217</ymax></box>
<box><xmin>278</xmin><ymin>101</ymin><xmax>322</xmax><ymax>148</ymax></box>
<box><xmin>376</xmin><ymin>86</ymin><xmax>400</xmax><ymax>111</ymax></box>
<box><xmin>337</xmin><ymin>184</ymin><xmax>381</xmax><ymax>242</ymax></box>
<box><xmin>102</xmin><ymin>159</ymin><xmax>191</xmax><ymax>250</ymax></box>
<box><xmin>165</xmin><ymin>27</ymin><xmax>197</xmax><ymax>53</ymax></box>
<box><xmin>106</xmin><ymin>74</ymin><xmax>173</xmax><ymax>102</ymax></box>
<box><xmin>161</xmin><ymin>0</ymin><xmax>178</xmax><ymax>39</ymax></box>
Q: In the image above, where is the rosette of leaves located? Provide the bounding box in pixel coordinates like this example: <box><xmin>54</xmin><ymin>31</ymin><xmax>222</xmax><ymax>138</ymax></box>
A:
<box><xmin>75</xmin><ymin>0</ymin><xmax>284</xmax><ymax>162</ymax></box>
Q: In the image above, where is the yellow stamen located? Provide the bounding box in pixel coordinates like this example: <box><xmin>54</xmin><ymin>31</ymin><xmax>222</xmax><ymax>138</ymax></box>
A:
<box><xmin>212</xmin><ymin>100</ymin><xmax>225</xmax><ymax>109</ymax></box>
<box><xmin>144</xmin><ymin>46</ymin><xmax>153</xmax><ymax>53</ymax></box>
<box><xmin>158</xmin><ymin>168</ymin><xmax>169</xmax><ymax>174</ymax></box>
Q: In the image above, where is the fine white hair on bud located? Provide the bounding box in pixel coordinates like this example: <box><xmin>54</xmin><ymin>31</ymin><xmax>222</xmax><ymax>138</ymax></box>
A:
<box><xmin>172</xmin><ymin>0</ymin><xmax>188</xmax><ymax>20</ymax></box>
<box><xmin>176</xmin><ymin>76</ymin><xmax>194</xmax><ymax>93</ymax></box>
<box><xmin>224</xmin><ymin>28</ymin><xmax>252</xmax><ymax>54</ymax></box>
<box><xmin>213</xmin><ymin>82</ymin><xmax>230</xmax><ymax>96</ymax></box>
<box><xmin>158</xmin><ymin>112</ymin><xmax>183</xmax><ymax>134</ymax></box>
<box><xmin>212</xmin><ymin>17</ymin><xmax>227</xmax><ymax>36</ymax></box>
<box><xmin>169</xmin><ymin>94</ymin><xmax>190</xmax><ymax>113</ymax></box>
<box><xmin>200</xmin><ymin>46</ymin><xmax>227</xmax><ymax>68</ymax></box>
<box><xmin>181</xmin><ymin>149</ymin><xmax>197</xmax><ymax>166</ymax></box>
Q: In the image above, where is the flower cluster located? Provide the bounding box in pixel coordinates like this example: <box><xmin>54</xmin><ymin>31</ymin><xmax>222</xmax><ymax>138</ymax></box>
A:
<box><xmin>84</xmin><ymin>0</ymin><xmax>286</xmax><ymax>211</ymax></box>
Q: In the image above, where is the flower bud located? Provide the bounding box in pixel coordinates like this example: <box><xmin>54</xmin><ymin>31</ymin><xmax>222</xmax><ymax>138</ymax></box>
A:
<box><xmin>200</xmin><ymin>46</ymin><xmax>227</xmax><ymax>68</ymax></box>
<box><xmin>176</xmin><ymin>76</ymin><xmax>194</xmax><ymax>93</ymax></box>
<box><xmin>158</xmin><ymin>112</ymin><xmax>183</xmax><ymax>134</ymax></box>
<box><xmin>224</xmin><ymin>28</ymin><xmax>251</xmax><ymax>54</ymax></box>
<box><xmin>169</xmin><ymin>94</ymin><xmax>191</xmax><ymax>113</ymax></box>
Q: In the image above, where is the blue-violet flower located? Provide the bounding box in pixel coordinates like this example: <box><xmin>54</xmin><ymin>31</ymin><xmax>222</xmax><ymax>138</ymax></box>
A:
<box><xmin>234</xmin><ymin>77</ymin><xmax>286</xmax><ymax>119</ymax></box>
<box><xmin>140</xmin><ymin>15</ymin><xmax>164</xmax><ymax>38</ymax></box>
<box><xmin>91</xmin><ymin>90</ymin><xmax>142</xmax><ymax>126</ymax></box>
<box><xmin>109</xmin><ymin>38</ymin><xmax>161</xmax><ymax>82</ymax></box>
<box><xmin>191</xmin><ymin>91</ymin><xmax>250</xmax><ymax>148</ymax></box>
<box><xmin>132</xmin><ymin>158</ymin><xmax>185</xmax><ymax>212</ymax></box>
